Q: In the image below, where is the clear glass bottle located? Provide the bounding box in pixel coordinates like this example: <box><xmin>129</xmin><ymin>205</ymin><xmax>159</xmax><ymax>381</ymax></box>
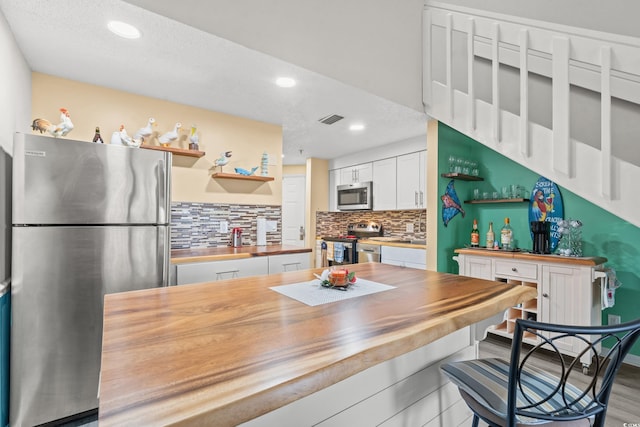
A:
<box><xmin>486</xmin><ymin>222</ymin><xmax>495</xmax><ymax>249</ymax></box>
<box><xmin>470</xmin><ymin>219</ymin><xmax>480</xmax><ymax>247</ymax></box>
<box><xmin>500</xmin><ymin>217</ymin><xmax>513</xmax><ymax>250</ymax></box>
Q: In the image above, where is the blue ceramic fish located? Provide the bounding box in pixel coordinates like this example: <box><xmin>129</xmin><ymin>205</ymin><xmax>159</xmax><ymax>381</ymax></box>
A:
<box><xmin>441</xmin><ymin>180</ymin><xmax>465</xmax><ymax>227</ymax></box>
<box><xmin>234</xmin><ymin>166</ymin><xmax>259</xmax><ymax>176</ymax></box>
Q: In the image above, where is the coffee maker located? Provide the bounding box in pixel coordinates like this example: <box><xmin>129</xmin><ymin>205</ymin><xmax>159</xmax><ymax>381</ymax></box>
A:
<box><xmin>530</xmin><ymin>221</ymin><xmax>550</xmax><ymax>254</ymax></box>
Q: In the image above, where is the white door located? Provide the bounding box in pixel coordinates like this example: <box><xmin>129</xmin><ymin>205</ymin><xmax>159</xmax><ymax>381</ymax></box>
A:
<box><xmin>282</xmin><ymin>175</ymin><xmax>306</xmax><ymax>247</ymax></box>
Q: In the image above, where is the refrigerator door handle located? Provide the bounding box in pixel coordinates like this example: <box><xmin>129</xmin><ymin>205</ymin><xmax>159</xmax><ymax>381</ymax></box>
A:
<box><xmin>159</xmin><ymin>227</ymin><xmax>170</xmax><ymax>287</ymax></box>
<box><xmin>157</xmin><ymin>155</ymin><xmax>171</xmax><ymax>224</ymax></box>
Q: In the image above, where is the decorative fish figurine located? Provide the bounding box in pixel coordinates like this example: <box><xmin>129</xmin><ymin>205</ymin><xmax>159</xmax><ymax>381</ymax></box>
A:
<box><xmin>234</xmin><ymin>166</ymin><xmax>259</xmax><ymax>176</ymax></box>
<box><xmin>441</xmin><ymin>179</ymin><xmax>465</xmax><ymax>227</ymax></box>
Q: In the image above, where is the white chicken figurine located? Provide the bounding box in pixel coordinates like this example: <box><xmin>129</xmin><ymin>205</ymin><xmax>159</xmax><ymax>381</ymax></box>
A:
<box><xmin>188</xmin><ymin>124</ymin><xmax>199</xmax><ymax>150</ymax></box>
<box><xmin>31</xmin><ymin>108</ymin><xmax>74</xmax><ymax>138</ymax></box>
<box><xmin>110</xmin><ymin>124</ymin><xmax>141</xmax><ymax>148</ymax></box>
<box><xmin>133</xmin><ymin>117</ymin><xmax>156</xmax><ymax>143</ymax></box>
<box><xmin>158</xmin><ymin>122</ymin><xmax>182</xmax><ymax>147</ymax></box>
<box><xmin>214</xmin><ymin>151</ymin><xmax>232</xmax><ymax>172</ymax></box>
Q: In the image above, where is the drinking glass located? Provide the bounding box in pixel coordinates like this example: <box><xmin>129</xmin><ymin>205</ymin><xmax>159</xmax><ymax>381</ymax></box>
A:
<box><xmin>473</xmin><ymin>188</ymin><xmax>480</xmax><ymax>200</ymax></box>
<box><xmin>448</xmin><ymin>155</ymin><xmax>456</xmax><ymax>172</ymax></box>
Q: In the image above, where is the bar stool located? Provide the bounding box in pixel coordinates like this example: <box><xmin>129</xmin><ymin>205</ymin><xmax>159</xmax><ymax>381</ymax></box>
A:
<box><xmin>441</xmin><ymin>317</ymin><xmax>640</xmax><ymax>427</ymax></box>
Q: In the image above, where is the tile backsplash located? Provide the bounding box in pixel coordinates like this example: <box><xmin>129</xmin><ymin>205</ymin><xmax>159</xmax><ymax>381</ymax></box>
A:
<box><xmin>171</xmin><ymin>202</ymin><xmax>282</xmax><ymax>249</ymax></box>
<box><xmin>316</xmin><ymin>210</ymin><xmax>426</xmax><ymax>240</ymax></box>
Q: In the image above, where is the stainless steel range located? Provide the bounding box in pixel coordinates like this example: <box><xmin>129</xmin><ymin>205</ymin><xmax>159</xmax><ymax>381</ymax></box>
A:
<box><xmin>321</xmin><ymin>222</ymin><xmax>382</xmax><ymax>266</ymax></box>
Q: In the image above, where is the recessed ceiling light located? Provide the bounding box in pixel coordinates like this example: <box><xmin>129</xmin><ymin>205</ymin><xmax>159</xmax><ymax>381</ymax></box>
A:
<box><xmin>349</xmin><ymin>123</ymin><xmax>365</xmax><ymax>131</ymax></box>
<box><xmin>275</xmin><ymin>77</ymin><xmax>296</xmax><ymax>88</ymax></box>
<box><xmin>108</xmin><ymin>20</ymin><xmax>141</xmax><ymax>39</ymax></box>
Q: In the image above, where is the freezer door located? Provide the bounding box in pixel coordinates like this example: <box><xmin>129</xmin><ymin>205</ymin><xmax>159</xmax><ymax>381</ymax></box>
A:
<box><xmin>12</xmin><ymin>132</ymin><xmax>171</xmax><ymax>225</ymax></box>
<box><xmin>10</xmin><ymin>225</ymin><xmax>169</xmax><ymax>427</ymax></box>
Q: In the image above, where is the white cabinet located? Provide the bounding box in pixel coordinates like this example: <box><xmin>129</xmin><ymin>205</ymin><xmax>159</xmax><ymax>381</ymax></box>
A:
<box><xmin>454</xmin><ymin>250</ymin><xmax>605</xmax><ymax>370</ymax></box>
<box><xmin>396</xmin><ymin>151</ymin><xmax>426</xmax><ymax>209</ymax></box>
<box><xmin>381</xmin><ymin>246</ymin><xmax>426</xmax><ymax>270</ymax></box>
<box><xmin>372</xmin><ymin>157</ymin><xmax>396</xmax><ymax>210</ymax></box>
<box><xmin>340</xmin><ymin>162</ymin><xmax>372</xmax><ymax>184</ymax></box>
<box><xmin>176</xmin><ymin>252</ymin><xmax>312</xmax><ymax>285</ymax></box>
<box><xmin>268</xmin><ymin>252</ymin><xmax>311</xmax><ymax>274</ymax></box>
<box><xmin>328</xmin><ymin>169</ymin><xmax>340</xmax><ymax>212</ymax></box>
<box><xmin>176</xmin><ymin>257</ymin><xmax>269</xmax><ymax>285</ymax></box>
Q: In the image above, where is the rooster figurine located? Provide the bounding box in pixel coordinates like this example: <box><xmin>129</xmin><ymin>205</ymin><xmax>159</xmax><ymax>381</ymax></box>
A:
<box><xmin>133</xmin><ymin>117</ymin><xmax>156</xmax><ymax>143</ymax></box>
<box><xmin>188</xmin><ymin>124</ymin><xmax>199</xmax><ymax>150</ymax></box>
<box><xmin>31</xmin><ymin>108</ymin><xmax>74</xmax><ymax>138</ymax></box>
<box><xmin>110</xmin><ymin>124</ymin><xmax>141</xmax><ymax>148</ymax></box>
<box><xmin>158</xmin><ymin>122</ymin><xmax>182</xmax><ymax>147</ymax></box>
<box><xmin>214</xmin><ymin>151</ymin><xmax>232</xmax><ymax>172</ymax></box>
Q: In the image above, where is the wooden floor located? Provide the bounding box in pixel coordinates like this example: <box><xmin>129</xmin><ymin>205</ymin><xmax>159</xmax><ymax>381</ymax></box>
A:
<box><xmin>473</xmin><ymin>335</ymin><xmax>640</xmax><ymax>427</ymax></box>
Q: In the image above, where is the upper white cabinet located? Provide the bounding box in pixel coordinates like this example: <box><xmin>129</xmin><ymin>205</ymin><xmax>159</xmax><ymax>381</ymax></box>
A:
<box><xmin>330</xmin><ymin>150</ymin><xmax>426</xmax><ymax>212</ymax></box>
<box><xmin>396</xmin><ymin>151</ymin><xmax>426</xmax><ymax>209</ymax></box>
<box><xmin>340</xmin><ymin>163</ymin><xmax>372</xmax><ymax>184</ymax></box>
<box><xmin>372</xmin><ymin>157</ymin><xmax>397</xmax><ymax>211</ymax></box>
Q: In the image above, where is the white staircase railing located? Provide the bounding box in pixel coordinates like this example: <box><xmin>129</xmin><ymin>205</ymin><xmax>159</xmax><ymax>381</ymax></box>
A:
<box><xmin>423</xmin><ymin>2</ymin><xmax>640</xmax><ymax>228</ymax></box>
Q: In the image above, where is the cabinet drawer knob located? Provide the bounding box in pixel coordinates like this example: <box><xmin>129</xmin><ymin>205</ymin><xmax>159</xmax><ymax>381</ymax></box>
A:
<box><xmin>542</xmin><ymin>293</ymin><xmax>549</xmax><ymax>298</ymax></box>
<box><xmin>511</xmin><ymin>267</ymin><xmax>517</xmax><ymax>272</ymax></box>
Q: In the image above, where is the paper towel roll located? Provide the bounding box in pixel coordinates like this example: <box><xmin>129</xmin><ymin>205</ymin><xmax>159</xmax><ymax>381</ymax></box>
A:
<box><xmin>257</xmin><ymin>217</ymin><xmax>267</xmax><ymax>246</ymax></box>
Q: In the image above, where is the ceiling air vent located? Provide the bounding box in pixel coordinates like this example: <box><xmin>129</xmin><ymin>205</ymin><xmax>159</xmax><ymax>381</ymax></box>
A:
<box><xmin>318</xmin><ymin>114</ymin><xmax>344</xmax><ymax>125</ymax></box>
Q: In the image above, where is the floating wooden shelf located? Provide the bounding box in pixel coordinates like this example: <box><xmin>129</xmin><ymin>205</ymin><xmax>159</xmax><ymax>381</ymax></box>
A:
<box><xmin>464</xmin><ymin>198</ymin><xmax>530</xmax><ymax>204</ymax></box>
<box><xmin>212</xmin><ymin>172</ymin><xmax>274</xmax><ymax>182</ymax></box>
<box><xmin>140</xmin><ymin>145</ymin><xmax>205</xmax><ymax>158</ymax></box>
<box><xmin>440</xmin><ymin>172</ymin><xmax>484</xmax><ymax>181</ymax></box>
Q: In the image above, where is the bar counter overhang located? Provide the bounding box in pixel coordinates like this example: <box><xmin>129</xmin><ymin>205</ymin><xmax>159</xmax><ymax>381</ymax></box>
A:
<box><xmin>98</xmin><ymin>263</ymin><xmax>536</xmax><ymax>426</ymax></box>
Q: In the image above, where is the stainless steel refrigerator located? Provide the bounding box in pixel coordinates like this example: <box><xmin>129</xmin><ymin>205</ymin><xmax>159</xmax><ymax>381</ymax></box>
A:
<box><xmin>10</xmin><ymin>132</ymin><xmax>171</xmax><ymax>426</ymax></box>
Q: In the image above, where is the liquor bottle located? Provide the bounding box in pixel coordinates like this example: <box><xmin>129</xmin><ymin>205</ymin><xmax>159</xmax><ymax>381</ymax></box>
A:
<box><xmin>501</xmin><ymin>217</ymin><xmax>513</xmax><ymax>250</ymax></box>
<box><xmin>92</xmin><ymin>126</ymin><xmax>104</xmax><ymax>144</ymax></box>
<box><xmin>470</xmin><ymin>219</ymin><xmax>480</xmax><ymax>247</ymax></box>
<box><xmin>486</xmin><ymin>222</ymin><xmax>495</xmax><ymax>249</ymax></box>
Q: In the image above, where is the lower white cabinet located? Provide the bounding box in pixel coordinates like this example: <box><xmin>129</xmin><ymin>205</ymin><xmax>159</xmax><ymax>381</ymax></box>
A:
<box><xmin>454</xmin><ymin>249</ymin><xmax>606</xmax><ymax>371</ymax></box>
<box><xmin>176</xmin><ymin>253</ymin><xmax>312</xmax><ymax>285</ymax></box>
<box><xmin>381</xmin><ymin>246</ymin><xmax>426</xmax><ymax>270</ymax></box>
<box><xmin>268</xmin><ymin>252</ymin><xmax>311</xmax><ymax>274</ymax></box>
<box><xmin>176</xmin><ymin>257</ymin><xmax>269</xmax><ymax>285</ymax></box>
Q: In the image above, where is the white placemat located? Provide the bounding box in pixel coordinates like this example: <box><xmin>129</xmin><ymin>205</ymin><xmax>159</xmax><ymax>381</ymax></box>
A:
<box><xmin>270</xmin><ymin>279</ymin><xmax>395</xmax><ymax>306</ymax></box>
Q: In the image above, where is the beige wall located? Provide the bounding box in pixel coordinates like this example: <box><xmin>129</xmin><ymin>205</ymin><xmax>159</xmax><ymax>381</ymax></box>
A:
<box><xmin>426</xmin><ymin>119</ymin><xmax>438</xmax><ymax>271</ymax></box>
<box><xmin>283</xmin><ymin>164</ymin><xmax>306</xmax><ymax>175</ymax></box>
<box><xmin>32</xmin><ymin>73</ymin><xmax>283</xmax><ymax>205</ymax></box>
<box><xmin>305</xmin><ymin>158</ymin><xmax>328</xmax><ymax>261</ymax></box>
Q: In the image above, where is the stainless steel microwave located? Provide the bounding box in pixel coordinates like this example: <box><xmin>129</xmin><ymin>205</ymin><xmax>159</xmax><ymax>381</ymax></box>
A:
<box><xmin>337</xmin><ymin>181</ymin><xmax>372</xmax><ymax>210</ymax></box>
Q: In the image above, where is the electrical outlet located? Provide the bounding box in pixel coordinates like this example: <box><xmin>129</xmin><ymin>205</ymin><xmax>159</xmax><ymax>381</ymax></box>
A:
<box><xmin>406</xmin><ymin>223</ymin><xmax>414</xmax><ymax>232</ymax></box>
<box><xmin>220</xmin><ymin>220</ymin><xmax>228</xmax><ymax>233</ymax></box>
<box><xmin>608</xmin><ymin>314</ymin><xmax>621</xmax><ymax>325</ymax></box>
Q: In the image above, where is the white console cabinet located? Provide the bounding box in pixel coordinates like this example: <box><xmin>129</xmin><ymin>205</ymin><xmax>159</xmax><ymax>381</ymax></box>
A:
<box><xmin>454</xmin><ymin>249</ymin><xmax>607</xmax><ymax>372</ymax></box>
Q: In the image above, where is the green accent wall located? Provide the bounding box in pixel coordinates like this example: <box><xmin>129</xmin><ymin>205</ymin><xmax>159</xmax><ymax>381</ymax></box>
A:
<box><xmin>436</xmin><ymin>122</ymin><xmax>640</xmax><ymax>356</ymax></box>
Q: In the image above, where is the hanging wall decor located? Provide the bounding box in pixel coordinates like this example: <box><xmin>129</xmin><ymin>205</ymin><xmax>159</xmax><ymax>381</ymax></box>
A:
<box><xmin>441</xmin><ymin>179</ymin><xmax>465</xmax><ymax>227</ymax></box>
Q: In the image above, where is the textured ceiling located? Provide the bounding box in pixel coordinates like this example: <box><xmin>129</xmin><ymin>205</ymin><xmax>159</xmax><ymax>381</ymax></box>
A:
<box><xmin>0</xmin><ymin>0</ymin><xmax>427</xmax><ymax>165</ymax></box>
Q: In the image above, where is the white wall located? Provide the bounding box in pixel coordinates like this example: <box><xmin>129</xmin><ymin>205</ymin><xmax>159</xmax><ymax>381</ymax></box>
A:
<box><xmin>123</xmin><ymin>0</ymin><xmax>425</xmax><ymax>113</ymax></box>
<box><xmin>0</xmin><ymin>9</ymin><xmax>31</xmax><ymax>282</ymax></box>
<box><xmin>431</xmin><ymin>0</ymin><xmax>640</xmax><ymax>38</ymax></box>
<box><xmin>329</xmin><ymin>134</ymin><xmax>426</xmax><ymax>170</ymax></box>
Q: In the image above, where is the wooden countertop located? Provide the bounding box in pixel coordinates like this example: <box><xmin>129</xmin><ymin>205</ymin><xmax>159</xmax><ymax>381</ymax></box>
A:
<box><xmin>454</xmin><ymin>248</ymin><xmax>607</xmax><ymax>266</ymax></box>
<box><xmin>171</xmin><ymin>245</ymin><xmax>312</xmax><ymax>264</ymax></box>
<box><xmin>99</xmin><ymin>263</ymin><xmax>536</xmax><ymax>426</ymax></box>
